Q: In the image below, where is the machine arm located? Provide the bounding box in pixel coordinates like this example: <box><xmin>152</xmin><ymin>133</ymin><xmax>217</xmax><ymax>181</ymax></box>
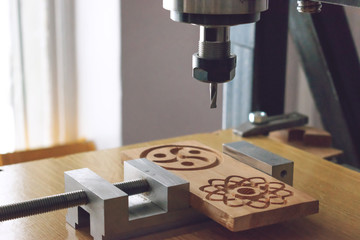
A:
<box><xmin>163</xmin><ymin>0</ymin><xmax>360</xmax><ymax>109</ymax></box>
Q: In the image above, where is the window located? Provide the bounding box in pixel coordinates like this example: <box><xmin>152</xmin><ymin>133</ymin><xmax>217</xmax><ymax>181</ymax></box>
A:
<box><xmin>0</xmin><ymin>0</ymin><xmax>121</xmax><ymax>153</ymax></box>
<box><xmin>0</xmin><ymin>0</ymin><xmax>15</xmax><ymax>153</ymax></box>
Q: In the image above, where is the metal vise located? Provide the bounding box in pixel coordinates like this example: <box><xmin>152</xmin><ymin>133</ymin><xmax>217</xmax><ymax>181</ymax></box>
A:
<box><xmin>65</xmin><ymin>158</ymin><xmax>199</xmax><ymax>240</ymax></box>
<box><xmin>0</xmin><ymin>159</ymin><xmax>200</xmax><ymax>240</ymax></box>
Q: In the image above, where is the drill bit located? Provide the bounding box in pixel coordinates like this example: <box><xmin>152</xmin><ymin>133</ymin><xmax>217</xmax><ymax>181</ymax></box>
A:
<box><xmin>210</xmin><ymin>83</ymin><xmax>217</xmax><ymax>108</ymax></box>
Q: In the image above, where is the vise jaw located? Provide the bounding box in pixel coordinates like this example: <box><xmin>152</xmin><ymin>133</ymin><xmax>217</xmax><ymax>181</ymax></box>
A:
<box><xmin>65</xmin><ymin>158</ymin><xmax>199</xmax><ymax>240</ymax></box>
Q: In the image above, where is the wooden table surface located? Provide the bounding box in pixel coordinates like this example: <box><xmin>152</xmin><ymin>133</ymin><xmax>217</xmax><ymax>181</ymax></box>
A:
<box><xmin>0</xmin><ymin>130</ymin><xmax>359</xmax><ymax>240</ymax></box>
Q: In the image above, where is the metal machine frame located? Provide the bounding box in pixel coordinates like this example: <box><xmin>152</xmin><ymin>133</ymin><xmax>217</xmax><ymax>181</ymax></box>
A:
<box><xmin>246</xmin><ymin>0</ymin><xmax>360</xmax><ymax>167</ymax></box>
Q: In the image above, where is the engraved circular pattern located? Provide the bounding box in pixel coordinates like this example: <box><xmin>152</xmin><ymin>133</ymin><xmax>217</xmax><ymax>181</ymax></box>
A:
<box><xmin>199</xmin><ymin>175</ymin><xmax>293</xmax><ymax>209</ymax></box>
<box><xmin>139</xmin><ymin>145</ymin><xmax>221</xmax><ymax>171</ymax></box>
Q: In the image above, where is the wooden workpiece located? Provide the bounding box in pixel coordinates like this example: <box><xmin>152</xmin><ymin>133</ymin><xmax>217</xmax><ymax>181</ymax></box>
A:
<box><xmin>269</xmin><ymin>126</ymin><xmax>343</xmax><ymax>159</ymax></box>
<box><xmin>0</xmin><ymin>130</ymin><xmax>359</xmax><ymax>239</ymax></box>
<box><xmin>121</xmin><ymin>141</ymin><xmax>318</xmax><ymax>232</ymax></box>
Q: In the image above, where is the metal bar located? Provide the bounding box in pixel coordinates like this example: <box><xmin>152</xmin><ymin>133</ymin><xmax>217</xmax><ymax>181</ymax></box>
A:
<box><xmin>223</xmin><ymin>141</ymin><xmax>294</xmax><ymax>185</ymax></box>
<box><xmin>251</xmin><ymin>0</ymin><xmax>289</xmax><ymax>116</ymax></box>
<box><xmin>289</xmin><ymin>1</ymin><xmax>360</xmax><ymax>167</ymax></box>
<box><xmin>312</xmin><ymin>3</ymin><xmax>360</xmax><ymax>166</ymax></box>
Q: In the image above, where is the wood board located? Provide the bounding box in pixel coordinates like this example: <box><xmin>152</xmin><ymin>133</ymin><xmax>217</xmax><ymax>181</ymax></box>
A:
<box><xmin>121</xmin><ymin>140</ymin><xmax>319</xmax><ymax>232</ymax></box>
<box><xmin>0</xmin><ymin>141</ymin><xmax>96</xmax><ymax>166</ymax></box>
<box><xmin>269</xmin><ymin>127</ymin><xmax>342</xmax><ymax>159</ymax></box>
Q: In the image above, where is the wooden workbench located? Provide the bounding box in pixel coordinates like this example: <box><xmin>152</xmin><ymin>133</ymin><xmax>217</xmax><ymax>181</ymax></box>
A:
<box><xmin>0</xmin><ymin>130</ymin><xmax>359</xmax><ymax>239</ymax></box>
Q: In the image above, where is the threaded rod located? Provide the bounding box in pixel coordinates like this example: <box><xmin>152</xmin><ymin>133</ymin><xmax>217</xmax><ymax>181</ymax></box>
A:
<box><xmin>113</xmin><ymin>178</ymin><xmax>150</xmax><ymax>196</ymax></box>
<box><xmin>0</xmin><ymin>178</ymin><xmax>149</xmax><ymax>222</ymax></box>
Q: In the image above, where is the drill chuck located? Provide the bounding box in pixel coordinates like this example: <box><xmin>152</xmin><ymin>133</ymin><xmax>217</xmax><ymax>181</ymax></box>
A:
<box><xmin>163</xmin><ymin>0</ymin><xmax>269</xmax><ymax>108</ymax></box>
<box><xmin>193</xmin><ymin>26</ymin><xmax>236</xmax><ymax>108</ymax></box>
<box><xmin>193</xmin><ymin>26</ymin><xmax>236</xmax><ymax>83</ymax></box>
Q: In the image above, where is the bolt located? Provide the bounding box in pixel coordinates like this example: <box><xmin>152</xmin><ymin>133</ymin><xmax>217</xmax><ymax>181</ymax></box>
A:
<box><xmin>0</xmin><ymin>178</ymin><xmax>149</xmax><ymax>222</ymax></box>
<box><xmin>249</xmin><ymin>111</ymin><xmax>268</xmax><ymax>125</ymax></box>
<box><xmin>297</xmin><ymin>0</ymin><xmax>322</xmax><ymax>13</ymax></box>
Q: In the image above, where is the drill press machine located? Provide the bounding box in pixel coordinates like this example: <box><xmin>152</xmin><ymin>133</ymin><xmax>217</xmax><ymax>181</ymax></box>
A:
<box><xmin>163</xmin><ymin>0</ymin><xmax>269</xmax><ymax>108</ymax></box>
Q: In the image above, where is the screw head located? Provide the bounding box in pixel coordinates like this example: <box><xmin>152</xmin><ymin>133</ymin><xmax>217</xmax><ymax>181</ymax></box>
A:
<box><xmin>249</xmin><ymin>111</ymin><xmax>268</xmax><ymax>125</ymax></box>
<box><xmin>297</xmin><ymin>0</ymin><xmax>322</xmax><ymax>14</ymax></box>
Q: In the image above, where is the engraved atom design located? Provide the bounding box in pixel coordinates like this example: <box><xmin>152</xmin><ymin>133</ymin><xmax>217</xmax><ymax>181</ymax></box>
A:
<box><xmin>199</xmin><ymin>175</ymin><xmax>293</xmax><ymax>209</ymax></box>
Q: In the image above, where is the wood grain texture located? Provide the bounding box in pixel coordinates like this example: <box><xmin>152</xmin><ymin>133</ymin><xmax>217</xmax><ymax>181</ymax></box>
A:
<box><xmin>0</xmin><ymin>130</ymin><xmax>359</xmax><ymax>239</ymax></box>
<box><xmin>121</xmin><ymin>141</ymin><xmax>318</xmax><ymax>232</ymax></box>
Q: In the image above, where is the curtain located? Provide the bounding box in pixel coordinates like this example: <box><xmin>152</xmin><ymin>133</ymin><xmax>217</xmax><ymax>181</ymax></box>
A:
<box><xmin>4</xmin><ymin>0</ymin><xmax>122</xmax><ymax>152</ymax></box>
<box><xmin>0</xmin><ymin>0</ymin><xmax>15</xmax><ymax>153</ymax></box>
<box><xmin>7</xmin><ymin>0</ymin><xmax>78</xmax><ymax>150</ymax></box>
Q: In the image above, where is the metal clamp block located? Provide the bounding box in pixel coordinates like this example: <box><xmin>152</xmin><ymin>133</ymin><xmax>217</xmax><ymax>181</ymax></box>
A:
<box><xmin>233</xmin><ymin>112</ymin><xmax>308</xmax><ymax>137</ymax></box>
<box><xmin>65</xmin><ymin>158</ymin><xmax>199</xmax><ymax>240</ymax></box>
<box><xmin>223</xmin><ymin>141</ymin><xmax>294</xmax><ymax>185</ymax></box>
